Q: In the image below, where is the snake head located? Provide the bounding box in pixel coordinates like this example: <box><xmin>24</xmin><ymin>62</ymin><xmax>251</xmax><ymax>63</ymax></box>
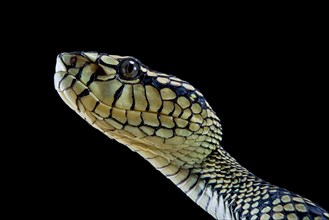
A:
<box><xmin>55</xmin><ymin>51</ymin><xmax>222</xmax><ymax>168</ymax></box>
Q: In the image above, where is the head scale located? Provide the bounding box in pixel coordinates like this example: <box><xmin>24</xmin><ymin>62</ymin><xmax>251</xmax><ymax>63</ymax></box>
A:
<box><xmin>55</xmin><ymin>51</ymin><xmax>222</xmax><ymax>168</ymax></box>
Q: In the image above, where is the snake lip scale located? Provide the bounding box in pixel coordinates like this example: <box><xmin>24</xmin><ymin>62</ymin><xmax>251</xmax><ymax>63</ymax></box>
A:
<box><xmin>55</xmin><ymin>51</ymin><xmax>328</xmax><ymax>220</ymax></box>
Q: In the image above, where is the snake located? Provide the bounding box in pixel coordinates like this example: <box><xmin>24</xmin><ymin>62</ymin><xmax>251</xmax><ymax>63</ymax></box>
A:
<box><xmin>54</xmin><ymin>51</ymin><xmax>328</xmax><ymax>220</ymax></box>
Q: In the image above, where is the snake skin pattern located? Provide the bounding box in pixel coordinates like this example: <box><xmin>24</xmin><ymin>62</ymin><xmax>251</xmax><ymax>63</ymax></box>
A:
<box><xmin>54</xmin><ymin>51</ymin><xmax>329</xmax><ymax>220</ymax></box>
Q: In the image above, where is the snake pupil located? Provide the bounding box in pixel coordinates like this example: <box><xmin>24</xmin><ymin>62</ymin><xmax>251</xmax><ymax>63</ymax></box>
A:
<box><xmin>126</xmin><ymin>63</ymin><xmax>134</xmax><ymax>73</ymax></box>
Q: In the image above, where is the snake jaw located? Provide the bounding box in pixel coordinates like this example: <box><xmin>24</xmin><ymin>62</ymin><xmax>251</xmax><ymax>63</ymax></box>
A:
<box><xmin>55</xmin><ymin>55</ymin><xmax>67</xmax><ymax>73</ymax></box>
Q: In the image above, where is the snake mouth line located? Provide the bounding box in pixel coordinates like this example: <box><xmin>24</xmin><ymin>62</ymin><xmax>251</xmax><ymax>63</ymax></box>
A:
<box><xmin>54</xmin><ymin>70</ymin><xmax>211</xmax><ymax>129</ymax></box>
<box><xmin>55</xmin><ymin>76</ymin><xmax>202</xmax><ymax>132</ymax></box>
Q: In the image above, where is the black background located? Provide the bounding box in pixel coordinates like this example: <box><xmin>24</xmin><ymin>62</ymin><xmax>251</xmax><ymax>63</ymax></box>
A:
<box><xmin>10</xmin><ymin>6</ymin><xmax>328</xmax><ymax>219</ymax></box>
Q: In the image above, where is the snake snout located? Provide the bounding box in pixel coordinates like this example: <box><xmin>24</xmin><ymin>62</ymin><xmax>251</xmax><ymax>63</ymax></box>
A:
<box><xmin>55</xmin><ymin>54</ymin><xmax>67</xmax><ymax>73</ymax></box>
<box><xmin>54</xmin><ymin>52</ymin><xmax>90</xmax><ymax>111</ymax></box>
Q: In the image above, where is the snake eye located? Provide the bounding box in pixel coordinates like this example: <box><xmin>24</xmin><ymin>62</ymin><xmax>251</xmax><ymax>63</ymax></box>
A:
<box><xmin>118</xmin><ymin>59</ymin><xmax>140</xmax><ymax>80</ymax></box>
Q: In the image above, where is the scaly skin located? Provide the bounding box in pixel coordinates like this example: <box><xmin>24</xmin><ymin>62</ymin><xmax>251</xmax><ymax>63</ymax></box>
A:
<box><xmin>54</xmin><ymin>51</ymin><xmax>329</xmax><ymax>220</ymax></box>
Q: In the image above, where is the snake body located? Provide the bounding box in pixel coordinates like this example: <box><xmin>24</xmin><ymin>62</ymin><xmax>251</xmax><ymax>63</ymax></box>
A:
<box><xmin>54</xmin><ymin>51</ymin><xmax>328</xmax><ymax>220</ymax></box>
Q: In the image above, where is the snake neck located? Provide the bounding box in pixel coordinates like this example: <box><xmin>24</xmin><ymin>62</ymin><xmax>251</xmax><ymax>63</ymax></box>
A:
<box><xmin>136</xmin><ymin>145</ymin><xmax>251</xmax><ymax>219</ymax></box>
<box><xmin>138</xmin><ymin>145</ymin><xmax>329</xmax><ymax>220</ymax></box>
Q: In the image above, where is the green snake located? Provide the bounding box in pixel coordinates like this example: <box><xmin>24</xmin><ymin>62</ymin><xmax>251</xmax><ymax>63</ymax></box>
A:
<box><xmin>54</xmin><ymin>51</ymin><xmax>328</xmax><ymax>220</ymax></box>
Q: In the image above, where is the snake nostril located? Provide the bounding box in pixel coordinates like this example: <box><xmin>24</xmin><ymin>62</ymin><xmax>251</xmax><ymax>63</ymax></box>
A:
<box><xmin>70</xmin><ymin>56</ymin><xmax>77</xmax><ymax>66</ymax></box>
